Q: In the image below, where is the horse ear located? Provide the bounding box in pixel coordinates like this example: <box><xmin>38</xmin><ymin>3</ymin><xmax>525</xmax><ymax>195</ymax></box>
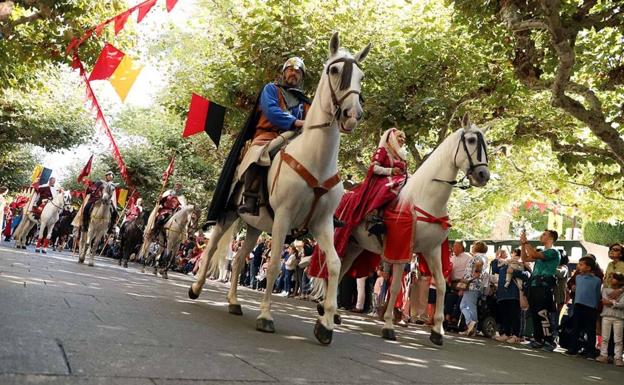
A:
<box><xmin>355</xmin><ymin>43</ymin><xmax>371</xmax><ymax>63</ymax></box>
<box><xmin>329</xmin><ymin>32</ymin><xmax>340</xmax><ymax>56</ymax></box>
<box><xmin>461</xmin><ymin>113</ymin><xmax>471</xmax><ymax>129</ymax></box>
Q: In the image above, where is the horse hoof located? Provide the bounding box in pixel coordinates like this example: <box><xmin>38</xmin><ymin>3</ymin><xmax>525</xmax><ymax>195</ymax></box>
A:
<box><xmin>35</xmin><ymin>249</ymin><xmax>40</xmax><ymax>253</ymax></box>
<box><xmin>381</xmin><ymin>328</ymin><xmax>396</xmax><ymax>341</ymax></box>
<box><xmin>256</xmin><ymin>318</ymin><xmax>275</xmax><ymax>333</ymax></box>
<box><xmin>88</xmin><ymin>262</ymin><xmax>94</xmax><ymax>267</ymax></box>
<box><xmin>41</xmin><ymin>250</ymin><xmax>47</xmax><ymax>254</ymax></box>
<box><xmin>188</xmin><ymin>286</ymin><xmax>199</xmax><ymax>300</ymax></box>
<box><xmin>314</xmin><ymin>319</ymin><xmax>333</xmax><ymax>345</ymax></box>
<box><xmin>152</xmin><ymin>268</ymin><xmax>157</xmax><ymax>275</ymax></box>
<box><xmin>228</xmin><ymin>304</ymin><xmax>243</xmax><ymax>316</ymax></box>
<box><xmin>317</xmin><ymin>303</ymin><xmax>325</xmax><ymax>316</ymax></box>
<box><xmin>118</xmin><ymin>259</ymin><xmax>122</xmax><ymax>265</ymax></box>
<box><xmin>141</xmin><ymin>267</ymin><xmax>145</xmax><ymax>273</ymax></box>
<box><xmin>78</xmin><ymin>258</ymin><xmax>84</xmax><ymax>264</ymax></box>
<box><xmin>430</xmin><ymin>330</ymin><xmax>443</xmax><ymax>346</ymax></box>
<box><xmin>123</xmin><ymin>262</ymin><xmax>128</xmax><ymax>268</ymax></box>
<box><xmin>161</xmin><ymin>272</ymin><xmax>168</xmax><ymax>279</ymax></box>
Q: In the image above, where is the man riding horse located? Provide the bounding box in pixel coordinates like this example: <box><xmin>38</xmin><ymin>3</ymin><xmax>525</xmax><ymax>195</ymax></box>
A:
<box><xmin>236</xmin><ymin>57</ymin><xmax>311</xmax><ymax>215</ymax></box>
<box><xmin>81</xmin><ymin>171</ymin><xmax>117</xmax><ymax>232</ymax></box>
<box><xmin>152</xmin><ymin>182</ymin><xmax>186</xmax><ymax>239</ymax></box>
<box><xmin>31</xmin><ymin>177</ymin><xmax>57</xmax><ymax>219</ymax></box>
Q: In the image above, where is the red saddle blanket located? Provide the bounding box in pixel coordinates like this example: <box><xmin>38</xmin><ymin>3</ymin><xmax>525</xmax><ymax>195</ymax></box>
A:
<box><xmin>308</xmin><ymin>202</ymin><xmax>453</xmax><ymax>280</ymax></box>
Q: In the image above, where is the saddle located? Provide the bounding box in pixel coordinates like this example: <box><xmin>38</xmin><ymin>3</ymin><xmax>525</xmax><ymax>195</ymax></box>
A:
<box><xmin>31</xmin><ymin>201</ymin><xmax>47</xmax><ymax>220</ymax></box>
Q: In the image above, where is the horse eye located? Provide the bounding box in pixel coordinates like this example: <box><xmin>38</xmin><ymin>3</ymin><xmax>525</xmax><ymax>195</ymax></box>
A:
<box><xmin>330</xmin><ymin>66</ymin><xmax>339</xmax><ymax>75</ymax></box>
<box><xmin>467</xmin><ymin>137</ymin><xmax>477</xmax><ymax>145</ymax></box>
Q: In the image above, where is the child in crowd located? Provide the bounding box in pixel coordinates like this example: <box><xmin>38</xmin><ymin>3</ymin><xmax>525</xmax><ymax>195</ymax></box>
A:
<box><xmin>596</xmin><ymin>272</ymin><xmax>624</xmax><ymax>366</ymax></box>
<box><xmin>502</xmin><ymin>250</ymin><xmax>524</xmax><ymax>289</ymax></box>
<box><xmin>565</xmin><ymin>256</ymin><xmax>602</xmax><ymax>359</ymax></box>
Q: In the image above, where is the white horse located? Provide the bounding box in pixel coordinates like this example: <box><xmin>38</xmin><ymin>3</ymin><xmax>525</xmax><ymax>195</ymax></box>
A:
<box><xmin>188</xmin><ymin>32</ymin><xmax>370</xmax><ymax>345</ymax></box>
<box><xmin>334</xmin><ymin>114</ymin><xmax>490</xmax><ymax>345</ymax></box>
<box><xmin>14</xmin><ymin>190</ymin><xmax>67</xmax><ymax>250</ymax></box>
<box><xmin>78</xmin><ymin>183</ymin><xmax>115</xmax><ymax>266</ymax></box>
<box><xmin>144</xmin><ymin>205</ymin><xmax>196</xmax><ymax>279</ymax></box>
<box><xmin>35</xmin><ymin>190</ymin><xmax>71</xmax><ymax>253</ymax></box>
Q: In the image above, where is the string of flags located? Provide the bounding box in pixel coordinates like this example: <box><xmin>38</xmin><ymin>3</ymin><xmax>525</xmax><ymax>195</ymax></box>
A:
<box><xmin>67</xmin><ymin>0</ymin><xmax>181</xmax><ymax>194</ymax></box>
<box><xmin>67</xmin><ymin>0</ymin><xmax>229</xmax><ymax>199</ymax></box>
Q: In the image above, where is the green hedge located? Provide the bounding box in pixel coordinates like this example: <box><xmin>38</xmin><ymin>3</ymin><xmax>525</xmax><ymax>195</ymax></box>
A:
<box><xmin>583</xmin><ymin>221</ymin><xmax>624</xmax><ymax>246</ymax></box>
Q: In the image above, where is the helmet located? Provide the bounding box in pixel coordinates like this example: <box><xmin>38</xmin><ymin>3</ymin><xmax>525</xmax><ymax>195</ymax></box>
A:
<box><xmin>282</xmin><ymin>57</ymin><xmax>306</xmax><ymax>77</ymax></box>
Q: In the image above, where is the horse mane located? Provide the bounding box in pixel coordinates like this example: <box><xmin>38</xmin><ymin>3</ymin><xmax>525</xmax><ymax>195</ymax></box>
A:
<box><xmin>398</xmin><ymin>129</ymin><xmax>463</xmax><ymax>206</ymax></box>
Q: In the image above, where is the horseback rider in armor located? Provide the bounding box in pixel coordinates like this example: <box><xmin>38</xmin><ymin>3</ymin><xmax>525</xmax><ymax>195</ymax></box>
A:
<box><xmin>236</xmin><ymin>57</ymin><xmax>311</xmax><ymax>215</ymax></box>
<box><xmin>31</xmin><ymin>177</ymin><xmax>57</xmax><ymax>219</ymax></box>
<box><xmin>81</xmin><ymin>171</ymin><xmax>118</xmax><ymax>232</ymax></box>
<box><xmin>152</xmin><ymin>182</ymin><xmax>186</xmax><ymax>239</ymax></box>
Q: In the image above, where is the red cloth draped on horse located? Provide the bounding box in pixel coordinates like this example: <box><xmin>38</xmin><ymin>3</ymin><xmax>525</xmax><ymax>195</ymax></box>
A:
<box><xmin>308</xmin><ymin>128</ymin><xmax>453</xmax><ymax>281</ymax></box>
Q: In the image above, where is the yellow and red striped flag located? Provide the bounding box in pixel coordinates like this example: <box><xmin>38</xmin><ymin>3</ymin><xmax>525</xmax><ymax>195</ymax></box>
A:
<box><xmin>88</xmin><ymin>43</ymin><xmax>143</xmax><ymax>102</ymax></box>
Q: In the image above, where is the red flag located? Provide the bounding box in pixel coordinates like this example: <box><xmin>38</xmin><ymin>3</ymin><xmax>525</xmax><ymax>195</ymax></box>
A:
<box><xmin>162</xmin><ymin>157</ymin><xmax>175</xmax><ymax>182</ymax></box>
<box><xmin>166</xmin><ymin>0</ymin><xmax>179</xmax><ymax>12</ymax></box>
<box><xmin>137</xmin><ymin>0</ymin><xmax>157</xmax><ymax>23</ymax></box>
<box><xmin>114</xmin><ymin>10</ymin><xmax>132</xmax><ymax>35</ymax></box>
<box><xmin>77</xmin><ymin>155</ymin><xmax>93</xmax><ymax>183</ymax></box>
<box><xmin>88</xmin><ymin>44</ymin><xmax>125</xmax><ymax>81</ymax></box>
<box><xmin>183</xmin><ymin>93</ymin><xmax>226</xmax><ymax>147</ymax></box>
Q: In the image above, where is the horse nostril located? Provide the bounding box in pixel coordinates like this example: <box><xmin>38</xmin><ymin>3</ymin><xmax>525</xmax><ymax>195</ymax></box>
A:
<box><xmin>343</xmin><ymin>109</ymin><xmax>350</xmax><ymax>119</ymax></box>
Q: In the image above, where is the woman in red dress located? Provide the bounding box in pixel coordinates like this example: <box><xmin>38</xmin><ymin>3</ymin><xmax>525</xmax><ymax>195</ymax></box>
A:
<box><xmin>309</xmin><ymin>128</ymin><xmax>408</xmax><ymax>279</ymax></box>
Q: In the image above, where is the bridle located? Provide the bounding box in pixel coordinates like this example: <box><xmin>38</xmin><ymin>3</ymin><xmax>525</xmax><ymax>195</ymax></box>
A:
<box><xmin>432</xmin><ymin>130</ymin><xmax>489</xmax><ymax>189</ymax></box>
<box><xmin>308</xmin><ymin>56</ymin><xmax>363</xmax><ymax>130</ymax></box>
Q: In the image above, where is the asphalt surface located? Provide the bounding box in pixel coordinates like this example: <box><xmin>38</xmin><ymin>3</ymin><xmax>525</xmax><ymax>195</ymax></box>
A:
<box><xmin>0</xmin><ymin>242</ymin><xmax>621</xmax><ymax>384</ymax></box>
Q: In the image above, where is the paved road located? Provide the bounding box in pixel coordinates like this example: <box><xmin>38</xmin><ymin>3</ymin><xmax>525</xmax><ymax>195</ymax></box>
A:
<box><xmin>0</xmin><ymin>242</ymin><xmax>620</xmax><ymax>384</ymax></box>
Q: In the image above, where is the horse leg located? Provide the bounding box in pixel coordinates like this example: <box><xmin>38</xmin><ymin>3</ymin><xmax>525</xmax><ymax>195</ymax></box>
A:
<box><xmin>188</xmin><ymin>213</ymin><xmax>236</xmax><ymax>299</ymax></box>
<box><xmin>226</xmin><ymin>227</ymin><xmax>260</xmax><ymax>316</ymax></box>
<box><xmin>87</xmin><ymin>229</ymin><xmax>96</xmax><ymax>267</ymax></box>
<box><xmin>311</xmin><ymin>220</ymin><xmax>341</xmax><ymax>345</ymax></box>
<box><xmin>35</xmin><ymin>225</ymin><xmax>43</xmax><ymax>253</ymax></box>
<box><xmin>256</xmin><ymin>216</ymin><xmax>290</xmax><ymax>333</ymax></box>
<box><xmin>423</xmin><ymin>249</ymin><xmax>445</xmax><ymax>346</ymax></box>
<box><xmin>382</xmin><ymin>263</ymin><xmax>404</xmax><ymax>341</ymax></box>
<box><xmin>78</xmin><ymin>230</ymin><xmax>87</xmax><ymax>263</ymax></box>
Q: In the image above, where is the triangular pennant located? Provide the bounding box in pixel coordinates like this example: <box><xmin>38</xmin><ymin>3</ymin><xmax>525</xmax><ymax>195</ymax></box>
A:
<box><xmin>182</xmin><ymin>93</ymin><xmax>226</xmax><ymax>147</ymax></box>
<box><xmin>137</xmin><ymin>0</ymin><xmax>157</xmax><ymax>23</ymax></box>
<box><xmin>183</xmin><ymin>93</ymin><xmax>209</xmax><ymax>138</ymax></box>
<box><xmin>88</xmin><ymin>43</ymin><xmax>125</xmax><ymax>81</ymax></box>
<box><xmin>114</xmin><ymin>10</ymin><xmax>131</xmax><ymax>35</ymax></box>
<box><xmin>109</xmin><ymin>55</ymin><xmax>143</xmax><ymax>102</ymax></box>
<box><xmin>166</xmin><ymin>0</ymin><xmax>179</xmax><ymax>12</ymax></box>
<box><xmin>95</xmin><ymin>22</ymin><xmax>106</xmax><ymax>36</ymax></box>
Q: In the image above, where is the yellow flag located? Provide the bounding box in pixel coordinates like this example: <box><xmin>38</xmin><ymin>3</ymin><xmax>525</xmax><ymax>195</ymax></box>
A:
<box><xmin>116</xmin><ymin>188</ymin><xmax>128</xmax><ymax>208</ymax></box>
<box><xmin>31</xmin><ymin>164</ymin><xmax>43</xmax><ymax>183</ymax></box>
<box><xmin>109</xmin><ymin>55</ymin><xmax>143</xmax><ymax>102</ymax></box>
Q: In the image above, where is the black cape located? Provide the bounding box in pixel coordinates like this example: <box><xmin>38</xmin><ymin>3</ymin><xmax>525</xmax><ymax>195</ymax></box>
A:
<box><xmin>204</xmin><ymin>92</ymin><xmax>262</xmax><ymax>226</ymax></box>
<box><xmin>204</xmin><ymin>85</ymin><xmax>310</xmax><ymax>228</ymax></box>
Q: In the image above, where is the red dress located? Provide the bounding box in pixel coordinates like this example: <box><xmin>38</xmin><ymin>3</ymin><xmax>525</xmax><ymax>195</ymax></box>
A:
<box><xmin>309</xmin><ymin>147</ymin><xmax>407</xmax><ymax>279</ymax></box>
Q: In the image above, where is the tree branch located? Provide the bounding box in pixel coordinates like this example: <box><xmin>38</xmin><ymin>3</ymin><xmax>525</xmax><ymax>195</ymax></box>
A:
<box><xmin>562</xmin><ymin>180</ymin><xmax>624</xmax><ymax>202</ymax></box>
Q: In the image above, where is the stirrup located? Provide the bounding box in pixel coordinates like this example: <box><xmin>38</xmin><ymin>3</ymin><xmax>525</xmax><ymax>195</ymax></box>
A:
<box><xmin>237</xmin><ymin>194</ymin><xmax>259</xmax><ymax>216</ymax></box>
<box><xmin>367</xmin><ymin>215</ymin><xmax>386</xmax><ymax>235</ymax></box>
<box><xmin>333</xmin><ymin>216</ymin><xmax>345</xmax><ymax>228</ymax></box>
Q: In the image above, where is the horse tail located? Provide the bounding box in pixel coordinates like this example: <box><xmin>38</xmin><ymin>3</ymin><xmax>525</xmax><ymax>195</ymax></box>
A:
<box><xmin>207</xmin><ymin>219</ymin><xmax>238</xmax><ymax>278</ymax></box>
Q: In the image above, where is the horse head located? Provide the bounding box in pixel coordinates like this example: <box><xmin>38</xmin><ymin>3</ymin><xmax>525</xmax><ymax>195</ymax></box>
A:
<box><xmin>317</xmin><ymin>32</ymin><xmax>370</xmax><ymax>134</ymax></box>
<box><xmin>100</xmin><ymin>183</ymin><xmax>116</xmax><ymax>205</ymax></box>
<box><xmin>453</xmin><ymin>113</ymin><xmax>490</xmax><ymax>187</ymax></box>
